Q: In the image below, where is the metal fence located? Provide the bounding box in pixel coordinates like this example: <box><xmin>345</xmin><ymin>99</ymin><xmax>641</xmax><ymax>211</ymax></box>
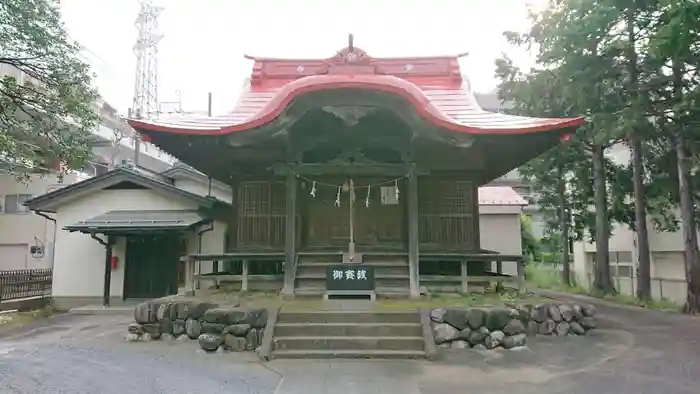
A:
<box><xmin>0</xmin><ymin>269</ymin><xmax>53</xmax><ymax>302</ymax></box>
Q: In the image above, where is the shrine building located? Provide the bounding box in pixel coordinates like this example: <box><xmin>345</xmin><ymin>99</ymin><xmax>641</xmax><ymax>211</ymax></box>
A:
<box><xmin>26</xmin><ymin>37</ymin><xmax>584</xmax><ymax>307</ymax></box>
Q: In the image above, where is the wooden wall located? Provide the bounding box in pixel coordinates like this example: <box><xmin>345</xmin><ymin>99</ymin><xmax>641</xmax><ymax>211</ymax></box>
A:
<box><xmin>232</xmin><ymin>176</ymin><xmax>479</xmax><ymax>252</ymax></box>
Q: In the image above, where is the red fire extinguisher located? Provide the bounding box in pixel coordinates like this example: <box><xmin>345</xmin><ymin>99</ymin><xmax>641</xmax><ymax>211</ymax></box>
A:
<box><xmin>111</xmin><ymin>255</ymin><xmax>119</xmax><ymax>270</ymax></box>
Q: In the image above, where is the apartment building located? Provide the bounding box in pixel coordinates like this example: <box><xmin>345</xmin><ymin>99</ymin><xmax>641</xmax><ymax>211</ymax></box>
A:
<box><xmin>0</xmin><ymin>61</ymin><xmax>176</xmax><ymax>270</ymax></box>
<box><xmin>571</xmin><ymin>144</ymin><xmax>692</xmax><ymax>303</ymax></box>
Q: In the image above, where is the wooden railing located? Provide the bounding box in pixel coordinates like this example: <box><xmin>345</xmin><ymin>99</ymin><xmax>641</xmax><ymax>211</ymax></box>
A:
<box><xmin>0</xmin><ymin>269</ymin><xmax>53</xmax><ymax>302</ymax></box>
<box><xmin>419</xmin><ymin>253</ymin><xmax>525</xmax><ymax>293</ymax></box>
<box><xmin>187</xmin><ymin>252</ymin><xmax>285</xmax><ymax>293</ymax></box>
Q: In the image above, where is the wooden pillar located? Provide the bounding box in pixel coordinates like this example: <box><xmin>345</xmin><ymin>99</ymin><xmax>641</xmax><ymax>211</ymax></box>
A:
<box><xmin>102</xmin><ymin>237</ymin><xmax>113</xmax><ymax>307</ymax></box>
<box><xmin>283</xmin><ymin>170</ymin><xmax>297</xmax><ymax>295</ymax></box>
<box><xmin>241</xmin><ymin>259</ymin><xmax>249</xmax><ymax>292</ymax></box>
<box><xmin>407</xmin><ymin>170</ymin><xmax>420</xmax><ymax>298</ymax></box>
<box><xmin>185</xmin><ymin>256</ymin><xmax>196</xmax><ymax>295</ymax></box>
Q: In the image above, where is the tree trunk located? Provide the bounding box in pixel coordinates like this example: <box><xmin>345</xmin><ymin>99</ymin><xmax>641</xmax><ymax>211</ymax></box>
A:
<box><xmin>557</xmin><ymin>155</ymin><xmax>571</xmax><ymax>286</ymax></box>
<box><xmin>672</xmin><ymin>63</ymin><xmax>700</xmax><ymax>314</ymax></box>
<box><xmin>591</xmin><ymin>143</ymin><xmax>616</xmax><ymax>294</ymax></box>
<box><xmin>626</xmin><ymin>4</ymin><xmax>652</xmax><ymax>301</ymax></box>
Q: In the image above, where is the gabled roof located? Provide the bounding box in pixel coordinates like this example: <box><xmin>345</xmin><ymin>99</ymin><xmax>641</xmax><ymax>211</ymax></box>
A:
<box><xmin>478</xmin><ymin>187</ymin><xmax>528</xmax><ymax>206</ymax></box>
<box><xmin>127</xmin><ymin>42</ymin><xmax>584</xmax><ymax>137</ymax></box>
<box><xmin>161</xmin><ymin>162</ymin><xmax>231</xmax><ymax>191</ymax></box>
<box><xmin>24</xmin><ymin>166</ymin><xmax>230</xmax><ymax>213</ymax></box>
<box><xmin>64</xmin><ymin>210</ymin><xmax>208</xmax><ymax>234</ymax></box>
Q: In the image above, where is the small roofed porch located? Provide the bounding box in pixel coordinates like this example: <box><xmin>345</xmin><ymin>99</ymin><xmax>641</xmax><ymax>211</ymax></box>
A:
<box><xmin>64</xmin><ymin>210</ymin><xmax>211</xmax><ymax>307</ymax></box>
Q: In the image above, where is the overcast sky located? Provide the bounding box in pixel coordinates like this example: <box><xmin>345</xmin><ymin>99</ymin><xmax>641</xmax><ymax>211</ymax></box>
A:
<box><xmin>59</xmin><ymin>0</ymin><xmax>546</xmax><ymax>116</ymax></box>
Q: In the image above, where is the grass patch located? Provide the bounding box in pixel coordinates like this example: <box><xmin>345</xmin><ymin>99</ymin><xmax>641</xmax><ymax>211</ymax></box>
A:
<box><xmin>172</xmin><ymin>288</ymin><xmax>546</xmax><ymax>311</ymax></box>
<box><xmin>526</xmin><ymin>262</ymin><xmax>683</xmax><ymax>312</ymax></box>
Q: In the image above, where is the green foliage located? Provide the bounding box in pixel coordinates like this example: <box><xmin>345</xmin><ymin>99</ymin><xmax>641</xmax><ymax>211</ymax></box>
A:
<box><xmin>520</xmin><ymin>214</ymin><xmax>542</xmax><ymax>263</ymax></box>
<box><xmin>0</xmin><ymin>0</ymin><xmax>99</xmax><ymax>176</ymax></box>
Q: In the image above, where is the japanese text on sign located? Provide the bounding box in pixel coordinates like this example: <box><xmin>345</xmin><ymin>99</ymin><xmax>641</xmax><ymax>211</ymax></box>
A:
<box><xmin>332</xmin><ymin>269</ymin><xmax>368</xmax><ymax>281</ymax></box>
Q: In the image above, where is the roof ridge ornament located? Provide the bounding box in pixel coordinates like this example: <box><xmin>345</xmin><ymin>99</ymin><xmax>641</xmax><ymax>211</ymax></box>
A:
<box><xmin>321</xmin><ymin>34</ymin><xmax>380</xmax><ymax>74</ymax></box>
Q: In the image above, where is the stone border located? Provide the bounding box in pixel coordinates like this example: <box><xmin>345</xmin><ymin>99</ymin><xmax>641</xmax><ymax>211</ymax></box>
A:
<box><xmin>431</xmin><ymin>302</ymin><xmax>597</xmax><ymax>350</ymax></box>
<box><xmin>257</xmin><ymin>306</ymin><xmax>280</xmax><ymax>361</ymax></box>
<box><xmin>126</xmin><ymin>300</ymin><xmax>269</xmax><ymax>354</ymax></box>
<box><xmin>419</xmin><ymin>308</ymin><xmax>437</xmax><ymax>360</ymax></box>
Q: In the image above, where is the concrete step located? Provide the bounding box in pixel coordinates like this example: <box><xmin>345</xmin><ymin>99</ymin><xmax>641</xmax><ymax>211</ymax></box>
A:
<box><xmin>272</xmin><ymin>349</ymin><xmax>426</xmax><ymax>359</ymax></box>
<box><xmin>277</xmin><ymin>310</ymin><xmax>420</xmax><ymax>324</ymax></box>
<box><xmin>274</xmin><ymin>322</ymin><xmax>423</xmax><ymax>337</ymax></box>
<box><xmin>273</xmin><ymin>336</ymin><xmax>424</xmax><ymax>351</ymax></box>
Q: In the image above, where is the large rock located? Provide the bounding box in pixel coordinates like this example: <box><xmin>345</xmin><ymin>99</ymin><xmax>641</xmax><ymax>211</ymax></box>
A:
<box><xmin>502</xmin><ymin>319</ymin><xmax>525</xmax><ymax>335</ymax></box>
<box><xmin>465</xmin><ymin>309</ymin><xmax>487</xmax><ymax>329</ymax></box>
<box><xmin>580</xmin><ymin>316</ymin><xmax>596</xmax><ymax>329</ymax></box>
<box><xmin>134</xmin><ymin>302</ymin><xmax>158</xmax><ymax>324</ymax></box>
<box><xmin>547</xmin><ymin>304</ymin><xmax>563</xmax><ymax>322</ymax></box>
<box><xmin>430</xmin><ymin>308</ymin><xmax>447</xmax><ymax>323</ymax></box>
<box><xmin>203</xmin><ymin>307</ymin><xmax>247</xmax><ymax>325</ymax></box>
<box><xmin>582</xmin><ymin>304</ymin><xmax>597</xmax><ymax>317</ymax></box>
<box><xmin>156</xmin><ymin>303</ymin><xmax>173</xmax><ymax>321</ymax></box>
<box><xmin>571</xmin><ymin>304</ymin><xmax>583</xmax><ymax>320</ymax></box>
<box><xmin>442</xmin><ymin>309</ymin><xmax>469</xmax><ymax>330</ymax></box>
<box><xmin>201</xmin><ymin>322</ymin><xmax>226</xmax><ymax>334</ymax></box>
<box><xmin>127</xmin><ymin>323</ymin><xmax>144</xmax><ymax>335</ymax></box>
<box><xmin>569</xmin><ymin>321</ymin><xmax>585</xmax><ymax>335</ymax></box>
<box><xmin>531</xmin><ymin>304</ymin><xmax>549</xmax><ymax>323</ymax></box>
<box><xmin>467</xmin><ymin>326</ymin><xmax>490</xmax><ymax>345</ymax></box>
<box><xmin>198</xmin><ymin>333</ymin><xmax>223</xmax><ymax>351</ymax></box>
<box><xmin>433</xmin><ymin>323</ymin><xmax>459</xmax><ymax>344</ymax></box>
<box><xmin>538</xmin><ymin>319</ymin><xmax>556</xmax><ymax>335</ymax></box>
<box><xmin>185</xmin><ymin>318</ymin><xmax>202</xmax><ymax>339</ymax></box>
<box><xmin>526</xmin><ymin>320</ymin><xmax>539</xmax><ymax>336</ymax></box>
<box><xmin>485</xmin><ymin>307</ymin><xmax>515</xmax><ymax>331</ymax></box>
<box><xmin>224</xmin><ymin>334</ymin><xmax>247</xmax><ymax>351</ymax></box>
<box><xmin>173</xmin><ymin>302</ymin><xmax>218</xmax><ymax>321</ymax></box>
<box><xmin>484</xmin><ymin>330</ymin><xmax>505</xmax><ymax>349</ymax></box>
<box><xmin>172</xmin><ymin>320</ymin><xmax>186</xmax><ymax>337</ymax></box>
<box><xmin>245</xmin><ymin>328</ymin><xmax>261</xmax><ymax>351</ymax></box>
<box><xmin>502</xmin><ymin>333</ymin><xmax>527</xmax><ymax>349</ymax></box>
<box><xmin>142</xmin><ymin>323</ymin><xmax>162</xmax><ymax>340</ymax></box>
<box><xmin>224</xmin><ymin>323</ymin><xmax>252</xmax><ymax>337</ymax></box>
<box><xmin>516</xmin><ymin>304</ymin><xmax>532</xmax><ymax>321</ymax></box>
<box><xmin>244</xmin><ymin>309</ymin><xmax>268</xmax><ymax>329</ymax></box>
<box><xmin>456</xmin><ymin>327</ymin><xmax>471</xmax><ymax>341</ymax></box>
<box><xmin>555</xmin><ymin>321</ymin><xmax>570</xmax><ymax>336</ymax></box>
<box><xmin>160</xmin><ymin>318</ymin><xmax>173</xmax><ymax>335</ymax></box>
<box><xmin>559</xmin><ymin>304</ymin><xmax>574</xmax><ymax>322</ymax></box>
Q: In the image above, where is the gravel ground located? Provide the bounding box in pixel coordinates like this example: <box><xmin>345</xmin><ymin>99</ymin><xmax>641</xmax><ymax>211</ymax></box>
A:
<box><xmin>0</xmin><ymin>297</ymin><xmax>698</xmax><ymax>394</ymax></box>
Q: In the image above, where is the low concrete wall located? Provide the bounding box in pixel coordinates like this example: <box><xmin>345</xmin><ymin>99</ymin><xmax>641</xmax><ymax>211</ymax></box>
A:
<box><xmin>430</xmin><ymin>302</ymin><xmax>597</xmax><ymax>350</ymax></box>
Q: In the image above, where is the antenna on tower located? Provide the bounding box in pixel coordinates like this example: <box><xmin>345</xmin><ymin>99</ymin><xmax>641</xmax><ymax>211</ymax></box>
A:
<box><xmin>131</xmin><ymin>0</ymin><xmax>163</xmax><ymax>166</ymax></box>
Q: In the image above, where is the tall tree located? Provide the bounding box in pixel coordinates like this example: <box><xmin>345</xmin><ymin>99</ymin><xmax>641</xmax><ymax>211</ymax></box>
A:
<box><xmin>646</xmin><ymin>0</ymin><xmax>700</xmax><ymax>312</ymax></box>
<box><xmin>0</xmin><ymin>0</ymin><xmax>99</xmax><ymax>176</ymax></box>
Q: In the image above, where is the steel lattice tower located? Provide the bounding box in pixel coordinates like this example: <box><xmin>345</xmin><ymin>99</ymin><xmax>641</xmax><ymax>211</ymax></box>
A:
<box><xmin>131</xmin><ymin>0</ymin><xmax>163</xmax><ymax>120</ymax></box>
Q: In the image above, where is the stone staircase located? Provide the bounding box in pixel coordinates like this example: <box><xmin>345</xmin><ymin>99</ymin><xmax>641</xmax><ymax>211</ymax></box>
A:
<box><xmin>294</xmin><ymin>252</ymin><xmax>411</xmax><ymax>298</ymax></box>
<box><xmin>270</xmin><ymin>309</ymin><xmax>428</xmax><ymax>359</ymax></box>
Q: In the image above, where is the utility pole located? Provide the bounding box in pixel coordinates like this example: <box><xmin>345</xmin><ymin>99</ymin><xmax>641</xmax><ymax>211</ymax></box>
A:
<box><xmin>131</xmin><ymin>0</ymin><xmax>163</xmax><ymax>166</ymax></box>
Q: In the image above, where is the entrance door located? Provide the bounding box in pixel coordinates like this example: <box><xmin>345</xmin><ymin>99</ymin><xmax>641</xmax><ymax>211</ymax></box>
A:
<box><xmin>302</xmin><ymin>177</ymin><xmax>405</xmax><ymax>251</ymax></box>
<box><xmin>123</xmin><ymin>234</ymin><xmax>181</xmax><ymax>299</ymax></box>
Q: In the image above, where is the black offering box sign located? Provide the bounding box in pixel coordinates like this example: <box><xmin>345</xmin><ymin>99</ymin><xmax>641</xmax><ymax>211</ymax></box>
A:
<box><xmin>326</xmin><ymin>265</ymin><xmax>375</xmax><ymax>291</ymax></box>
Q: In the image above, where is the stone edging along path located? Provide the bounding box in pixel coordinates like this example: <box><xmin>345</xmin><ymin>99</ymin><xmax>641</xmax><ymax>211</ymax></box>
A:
<box><xmin>430</xmin><ymin>302</ymin><xmax>598</xmax><ymax>350</ymax></box>
<box><xmin>127</xmin><ymin>300</ymin><xmax>268</xmax><ymax>353</ymax></box>
<box><xmin>124</xmin><ymin>300</ymin><xmax>598</xmax><ymax>356</ymax></box>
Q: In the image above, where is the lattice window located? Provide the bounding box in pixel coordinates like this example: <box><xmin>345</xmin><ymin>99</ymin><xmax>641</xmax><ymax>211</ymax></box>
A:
<box><xmin>418</xmin><ymin>179</ymin><xmax>476</xmax><ymax>249</ymax></box>
<box><xmin>237</xmin><ymin>181</ymin><xmax>287</xmax><ymax>248</ymax></box>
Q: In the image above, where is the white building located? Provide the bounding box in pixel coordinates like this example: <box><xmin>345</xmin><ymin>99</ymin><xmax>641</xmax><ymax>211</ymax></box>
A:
<box><xmin>571</xmin><ymin>144</ymin><xmax>691</xmax><ymax>303</ymax></box>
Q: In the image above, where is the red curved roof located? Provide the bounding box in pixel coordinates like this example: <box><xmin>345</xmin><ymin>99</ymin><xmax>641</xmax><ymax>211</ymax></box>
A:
<box><xmin>128</xmin><ymin>46</ymin><xmax>584</xmax><ymax>136</ymax></box>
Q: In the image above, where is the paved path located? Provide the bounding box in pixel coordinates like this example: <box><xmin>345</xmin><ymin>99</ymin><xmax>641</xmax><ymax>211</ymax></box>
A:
<box><xmin>0</xmin><ymin>297</ymin><xmax>698</xmax><ymax>394</ymax></box>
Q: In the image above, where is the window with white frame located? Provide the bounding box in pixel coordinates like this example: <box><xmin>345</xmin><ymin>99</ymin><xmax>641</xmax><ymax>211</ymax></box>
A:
<box><xmin>3</xmin><ymin>194</ymin><xmax>33</xmax><ymax>214</ymax></box>
<box><xmin>586</xmin><ymin>251</ymin><xmax>634</xmax><ymax>278</ymax></box>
